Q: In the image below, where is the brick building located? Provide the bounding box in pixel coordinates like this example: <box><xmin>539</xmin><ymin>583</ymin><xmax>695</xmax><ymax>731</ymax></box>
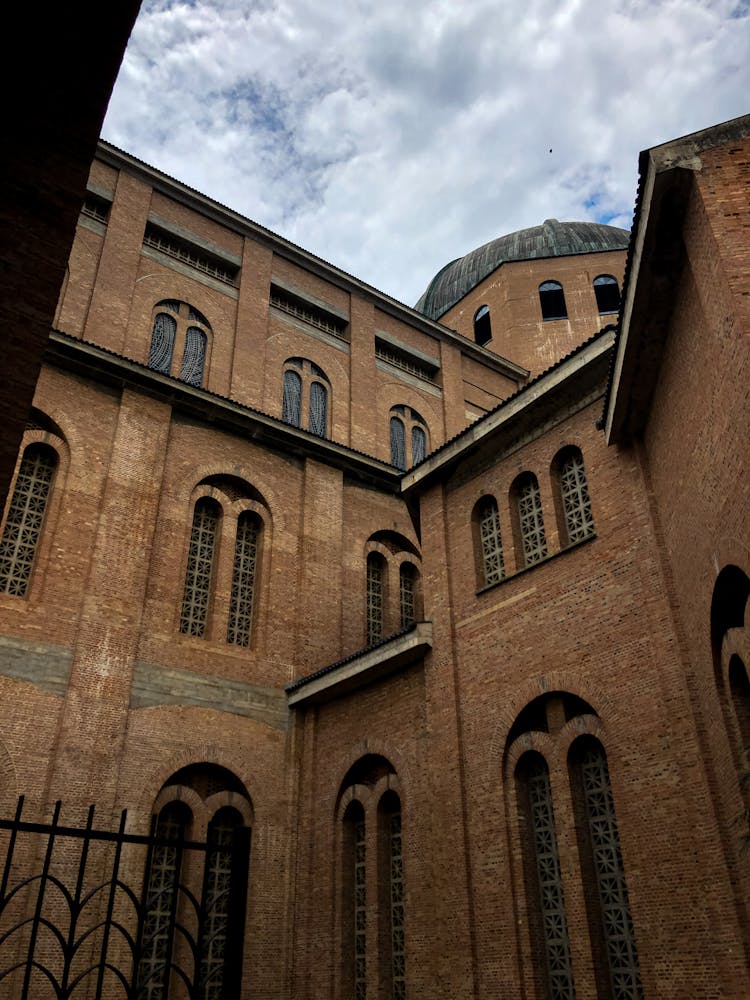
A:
<box><xmin>0</xmin><ymin>114</ymin><xmax>748</xmax><ymax>998</ymax></box>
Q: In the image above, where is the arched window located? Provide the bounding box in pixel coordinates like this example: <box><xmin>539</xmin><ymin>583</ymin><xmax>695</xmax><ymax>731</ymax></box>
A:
<box><xmin>342</xmin><ymin>800</ymin><xmax>367</xmax><ymax>1000</ymax></box>
<box><xmin>569</xmin><ymin>739</ymin><xmax>642</xmax><ymax>1000</ymax></box>
<box><xmin>378</xmin><ymin>790</ymin><xmax>406</xmax><ymax>1000</ymax></box>
<box><xmin>473</xmin><ymin>304</ymin><xmax>492</xmax><ymax>346</ymax></box>
<box><xmin>593</xmin><ymin>275</ymin><xmax>620</xmax><ymax>314</ymax></box>
<box><xmin>148</xmin><ymin>300</ymin><xmax>210</xmax><ymax>387</ymax></box>
<box><xmin>399</xmin><ymin>563</ymin><xmax>418</xmax><ymax>628</ymax></box>
<box><xmin>367</xmin><ymin>553</ymin><xmax>386</xmax><ymax>645</ymax></box>
<box><xmin>513</xmin><ymin>473</ymin><xmax>547</xmax><ymax>567</ymax></box>
<box><xmin>282</xmin><ymin>358</ymin><xmax>331</xmax><ymax>438</ymax></box>
<box><xmin>517</xmin><ymin>753</ymin><xmax>575</xmax><ymax>1000</ymax></box>
<box><xmin>389</xmin><ymin>406</ymin><xmax>428</xmax><ymax>469</ymax></box>
<box><xmin>0</xmin><ymin>443</ymin><xmax>57</xmax><ymax>597</ymax></box>
<box><xmin>555</xmin><ymin>447</ymin><xmax>595</xmax><ymax>546</ymax></box>
<box><xmin>227</xmin><ymin>512</ymin><xmax>260</xmax><ymax>647</ymax></box>
<box><xmin>475</xmin><ymin>495</ymin><xmax>504</xmax><ymax>587</ymax></box>
<box><xmin>180</xmin><ymin>498</ymin><xmax>220</xmax><ymax>637</ymax></box>
<box><xmin>539</xmin><ymin>280</ymin><xmax>567</xmax><ymax>321</ymax></box>
<box><xmin>199</xmin><ymin>807</ymin><xmax>246</xmax><ymax>998</ymax></box>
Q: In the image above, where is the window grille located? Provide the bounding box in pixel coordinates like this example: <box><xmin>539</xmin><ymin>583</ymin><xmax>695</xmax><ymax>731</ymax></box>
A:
<box><xmin>81</xmin><ymin>193</ymin><xmax>110</xmax><ymax>224</ymax></box>
<box><xmin>354</xmin><ymin>818</ymin><xmax>367</xmax><ymax>1000</ymax></box>
<box><xmin>148</xmin><ymin>313</ymin><xmax>177</xmax><ymax>374</ymax></box>
<box><xmin>137</xmin><ymin>804</ymin><xmax>188</xmax><ymax>1000</ymax></box>
<box><xmin>579</xmin><ymin>746</ymin><xmax>642</xmax><ymax>1000</ymax></box>
<box><xmin>375</xmin><ymin>344</ymin><xmax>435</xmax><ymax>382</ymax></box>
<box><xmin>282</xmin><ymin>370</ymin><xmax>303</xmax><ymax>427</ymax></box>
<box><xmin>478</xmin><ymin>497</ymin><xmax>504</xmax><ymax>586</ymax></box>
<box><xmin>400</xmin><ymin>564</ymin><xmax>416</xmax><ymax>628</ymax></box>
<box><xmin>309</xmin><ymin>381</ymin><xmax>328</xmax><ymax>438</ymax></box>
<box><xmin>539</xmin><ymin>281</ymin><xmax>568</xmax><ymax>321</ymax></box>
<box><xmin>518</xmin><ymin>476</ymin><xmax>547</xmax><ymax>566</ymax></box>
<box><xmin>199</xmin><ymin>809</ymin><xmax>241</xmax><ymax>1000</ymax></box>
<box><xmin>411</xmin><ymin>426</ymin><xmax>426</xmax><ymax>466</ymax></box>
<box><xmin>389</xmin><ymin>809</ymin><xmax>406</xmax><ymax>1000</ymax></box>
<box><xmin>143</xmin><ymin>224</ymin><xmax>238</xmax><ymax>286</ymax></box>
<box><xmin>0</xmin><ymin>445</ymin><xmax>56</xmax><ymax>597</ymax></box>
<box><xmin>390</xmin><ymin>418</ymin><xmax>406</xmax><ymax>470</ymax></box>
<box><xmin>270</xmin><ymin>287</ymin><xmax>348</xmax><ymax>340</ymax></box>
<box><xmin>179</xmin><ymin>326</ymin><xmax>207</xmax><ymax>387</ymax></box>
<box><xmin>593</xmin><ymin>275</ymin><xmax>620</xmax><ymax>314</ymax></box>
<box><xmin>227</xmin><ymin>513</ymin><xmax>258</xmax><ymax>647</ymax></box>
<box><xmin>560</xmin><ymin>452</ymin><xmax>594</xmax><ymax>544</ymax></box>
<box><xmin>526</xmin><ymin>757</ymin><xmax>576</xmax><ymax>1000</ymax></box>
<box><xmin>367</xmin><ymin>555</ymin><xmax>384</xmax><ymax>645</ymax></box>
<box><xmin>180</xmin><ymin>499</ymin><xmax>219</xmax><ymax>637</ymax></box>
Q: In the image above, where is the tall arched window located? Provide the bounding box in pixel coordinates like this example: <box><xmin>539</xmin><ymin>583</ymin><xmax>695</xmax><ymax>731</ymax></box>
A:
<box><xmin>517</xmin><ymin>753</ymin><xmax>575</xmax><ymax>1000</ymax></box>
<box><xmin>513</xmin><ymin>473</ymin><xmax>547</xmax><ymax>568</ymax></box>
<box><xmin>281</xmin><ymin>358</ymin><xmax>331</xmax><ymax>438</ymax></box>
<box><xmin>593</xmin><ymin>275</ymin><xmax>620</xmax><ymax>314</ymax></box>
<box><xmin>227</xmin><ymin>512</ymin><xmax>260</xmax><ymax>647</ymax></box>
<box><xmin>367</xmin><ymin>553</ymin><xmax>386</xmax><ymax>645</ymax></box>
<box><xmin>342</xmin><ymin>800</ymin><xmax>367</xmax><ymax>1000</ymax></box>
<box><xmin>399</xmin><ymin>563</ymin><xmax>417</xmax><ymax>628</ymax></box>
<box><xmin>539</xmin><ymin>280</ymin><xmax>567</xmax><ymax>320</ymax></box>
<box><xmin>389</xmin><ymin>406</ymin><xmax>428</xmax><ymax>469</ymax></box>
<box><xmin>473</xmin><ymin>304</ymin><xmax>492</xmax><ymax>346</ymax></box>
<box><xmin>570</xmin><ymin>739</ymin><xmax>642</xmax><ymax>1000</ymax></box>
<box><xmin>555</xmin><ymin>447</ymin><xmax>595</xmax><ymax>546</ymax></box>
<box><xmin>199</xmin><ymin>807</ymin><xmax>246</xmax><ymax>999</ymax></box>
<box><xmin>180</xmin><ymin>498</ymin><xmax>220</xmax><ymax>637</ymax></box>
<box><xmin>475</xmin><ymin>495</ymin><xmax>504</xmax><ymax>587</ymax></box>
<box><xmin>378</xmin><ymin>790</ymin><xmax>406</xmax><ymax>1000</ymax></box>
<box><xmin>0</xmin><ymin>443</ymin><xmax>57</xmax><ymax>597</ymax></box>
<box><xmin>148</xmin><ymin>300</ymin><xmax>210</xmax><ymax>386</ymax></box>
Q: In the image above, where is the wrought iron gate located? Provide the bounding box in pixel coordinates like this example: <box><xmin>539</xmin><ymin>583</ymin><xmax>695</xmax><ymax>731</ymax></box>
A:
<box><xmin>0</xmin><ymin>797</ymin><xmax>248</xmax><ymax>998</ymax></box>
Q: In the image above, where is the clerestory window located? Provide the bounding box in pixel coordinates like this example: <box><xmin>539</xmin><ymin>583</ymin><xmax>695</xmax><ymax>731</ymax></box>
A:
<box><xmin>389</xmin><ymin>405</ymin><xmax>428</xmax><ymax>470</ymax></box>
<box><xmin>281</xmin><ymin>357</ymin><xmax>330</xmax><ymax>438</ymax></box>
<box><xmin>148</xmin><ymin>299</ymin><xmax>210</xmax><ymax>387</ymax></box>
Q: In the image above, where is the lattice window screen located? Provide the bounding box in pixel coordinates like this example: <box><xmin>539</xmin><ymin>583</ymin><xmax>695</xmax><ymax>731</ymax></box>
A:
<box><xmin>527</xmin><ymin>758</ymin><xmax>576</xmax><ymax>1000</ymax></box>
<box><xmin>309</xmin><ymin>381</ymin><xmax>328</xmax><ymax>438</ymax></box>
<box><xmin>282</xmin><ymin>370</ymin><xmax>302</xmax><ymax>426</ymax></box>
<box><xmin>138</xmin><ymin>805</ymin><xmax>187</xmax><ymax>1000</ymax></box>
<box><xmin>227</xmin><ymin>513</ymin><xmax>258</xmax><ymax>647</ymax></box>
<box><xmin>560</xmin><ymin>453</ymin><xmax>594</xmax><ymax>544</ymax></box>
<box><xmin>390</xmin><ymin>809</ymin><xmax>406</xmax><ymax>1000</ymax></box>
<box><xmin>180</xmin><ymin>499</ymin><xmax>219</xmax><ymax>637</ymax></box>
<box><xmin>518</xmin><ymin>476</ymin><xmax>547</xmax><ymax>566</ymax></box>
<box><xmin>411</xmin><ymin>426</ymin><xmax>426</xmax><ymax>466</ymax></box>
<box><xmin>478</xmin><ymin>497</ymin><xmax>504</xmax><ymax>586</ymax></box>
<box><xmin>148</xmin><ymin>313</ymin><xmax>177</xmax><ymax>374</ymax></box>
<box><xmin>390</xmin><ymin>418</ymin><xmax>406</xmax><ymax>470</ymax></box>
<box><xmin>400</xmin><ymin>564</ymin><xmax>416</xmax><ymax>628</ymax></box>
<box><xmin>354</xmin><ymin>818</ymin><xmax>367</xmax><ymax>1000</ymax></box>
<box><xmin>179</xmin><ymin>326</ymin><xmax>207</xmax><ymax>387</ymax></box>
<box><xmin>580</xmin><ymin>746</ymin><xmax>642</xmax><ymax>1000</ymax></box>
<box><xmin>367</xmin><ymin>555</ymin><xmax>384</xmax><ymax>645</ymax></box>
<box><xmin>0</xmin><ymin>445</ymin><xmax>56</xmax><ymax>597</ymax></box>
<box><xmin>199</xmin><ymin>810</ymin><xmax>241</xmax><ymax>1000</ymax></box>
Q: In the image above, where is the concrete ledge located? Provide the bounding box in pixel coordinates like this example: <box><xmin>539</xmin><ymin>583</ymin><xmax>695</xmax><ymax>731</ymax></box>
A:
<box><xmin>0</xmin><ymin>635</ymin><xmax>72</xmax><ymax>697</ymax></box>
<box><xmin>287</xmin><ymin>621</ymin><xmax>432</xmax><ymax>707</ymax></box>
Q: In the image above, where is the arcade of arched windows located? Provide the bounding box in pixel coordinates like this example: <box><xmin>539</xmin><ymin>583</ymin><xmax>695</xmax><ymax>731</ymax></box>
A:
<box><xmin>364</xmin><ymin>533</ymin><xmax>422</xmax><ymax>647</ymax></box>
<box><xmin>336</xmin><ymin>755</ymin><xmax>405</xmax><ymax>1000</ymax></box>
<box><xmin>505</xmin><ymin>693</ymin><xmax>642</xmax><ymax>1000</ymax></box>
<box><xmin>473</xmin><ymin>445</ymin><xmax>595</xmax><ymax>590</ymax></box>
<box><xmin>147</xmin><ymin>299</ymin><xmax>212</xmax><ymax>388</ymax></box>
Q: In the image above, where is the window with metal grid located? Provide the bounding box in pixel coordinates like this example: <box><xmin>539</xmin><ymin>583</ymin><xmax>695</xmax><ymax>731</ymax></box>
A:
<box><xmin>148</xmin><ymin>312</ymin><xmax>177</xmax><ymax>374</ymax></box>
<box><xmin>81</xmin><ymin>193</ymin><xmax>111</xmax><ymax>224</ymax></box>
<box><xmin>143</xmin><ymin>224</ymin><xmax>239</xmax><ymax>285</ymax></box>
<box><xmin>354</xmin><ymin>818</ymin><xmax>367</xmax><ymax>1000</ymax></box>
<box><xmin>179</xmin><ymin>326</ymin><xmax>207</xmax><ymax>387</ymax></box>
<box><xmin>180</xmin><ymin>499</ymin><xmax>220</xmax><ymax>637</ymax></box>
<box><xmin>199</xmin><ymin>808</ymin><xmax>242</xmax><ymax>1000</ymax></box>
<box><xmin>517</xmin><ymin>475</ymin><xmax>547</xmax><ymax>566</ymax></box>
<box><xmin>399</xmin><ymin>563</ymin><xmax>416</xmax><ymax>628</ymax></box>
<box><xmin>524</xmin><ymin>755</ymin><xmax>576</xmax><ymax>1000</ymax></box>
<box><xmin>578</xmin><ymin>744</ymin><xmax>642</xmax><ymax>1000</ymax></box>
<box><xmin>411</xmin><ymin>425</ymin><xmax>426</xmax><ymax>466</ymax></box>
<box><xmin>389</xmin><ymin>808</ymin><xmax>406</xmax><ymax>1000</ymax></box>
<box><xmin>137</xmin><ymin>803</ymin><xmax>188</xmax><ymax>1000</ymax></box>
<box><xmin>309</xmin><ymin>381</ymin><xmax>328</xmax><ymax>438</ymax></box>
<box><xmin>0</xmin><ymin>445</ymin><xmax>56</xmax><ymax>597</ymax></box>
<box><xmin>282</xmin><ymin>369</ymin><xmax>303</xmax><ymax>427</ymax></box>
<box><xmin>390</xmin><ymin>417</ymin><xmax>406</xmax><ymax>470</ymax></box>
<box><xmin>367</xmin><ymin>554</ymin><xmax>385</xmax><ymax>645</ymax></box>
<box><xmin>478</xmin><ymin>496</ymin><xmax>504</xmax><ymax>586</ymax></box>
<box><xmin>227</xmin><ymin>513</ymin><xmax>258</xmax><ymax>647</ymax></box>
<box><xmin>560</xmin><ymin>451</ymin><xmax>594</xmax><ymax>544</ymax></box>
<box><xmin>270</xmin><ymin>287</ymin><xmax>348</xmax><ymax>340</ymax></box>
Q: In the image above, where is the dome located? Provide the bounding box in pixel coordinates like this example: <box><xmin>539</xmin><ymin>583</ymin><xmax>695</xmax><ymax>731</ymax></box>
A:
<box><xmin>414</xmin><ymin>219</ymin><xmax>630</xmax><ymax>320</ymax></box>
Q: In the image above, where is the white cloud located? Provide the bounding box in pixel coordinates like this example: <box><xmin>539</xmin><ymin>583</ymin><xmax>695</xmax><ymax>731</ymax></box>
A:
<box><xmin>103</xmin><ymin>0</ymin><xmax>749</xmax><ymax>306</ymax></box>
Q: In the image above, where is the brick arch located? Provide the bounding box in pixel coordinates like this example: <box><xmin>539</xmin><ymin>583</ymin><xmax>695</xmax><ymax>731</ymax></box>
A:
<box><xmin>180</xmin><ymin>462</ymin><xmax>283</xmax><ymax>534</ymax></box>
<box><xmin>329</xmin><ymin>741</ymin><xmax>412</xmax><ymax>821</ymax></box>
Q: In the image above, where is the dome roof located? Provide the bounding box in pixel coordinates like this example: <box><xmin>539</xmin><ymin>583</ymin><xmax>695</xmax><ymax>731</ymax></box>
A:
<box><xmin>414</xmin><ymin>218</ymin><xmax>629</xmax><ymax>320</ymax></box>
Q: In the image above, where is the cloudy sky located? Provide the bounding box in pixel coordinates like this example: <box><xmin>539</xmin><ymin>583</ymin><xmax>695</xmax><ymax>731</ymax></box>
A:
<box><xmin>103</xmin><ymin>0</ymin><xmax>749</xmax><ymax>308</ymax></box>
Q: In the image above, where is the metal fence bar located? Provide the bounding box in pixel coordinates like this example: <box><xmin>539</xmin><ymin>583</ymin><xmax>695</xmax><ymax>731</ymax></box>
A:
<box><xmin>59</xmin><ymin>804</ymin><xmax>95</xmax><ymax>996</ymax></box>
<box><xmin>21</xmin><ymin>799</ymin><xmax>61</xmax><ymax>998</ymax></box>
<box><xmin>0</xmin><ymin>795</ymin><xmax>24</xmax><ymax>905</ymax></box>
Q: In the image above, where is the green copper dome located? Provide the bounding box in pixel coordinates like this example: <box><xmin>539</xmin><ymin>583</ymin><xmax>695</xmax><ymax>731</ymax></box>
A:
<box><xmin>414</xmin><ymin>219</ymin><xmax>629</xmax><ymax>320</ymax></box>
